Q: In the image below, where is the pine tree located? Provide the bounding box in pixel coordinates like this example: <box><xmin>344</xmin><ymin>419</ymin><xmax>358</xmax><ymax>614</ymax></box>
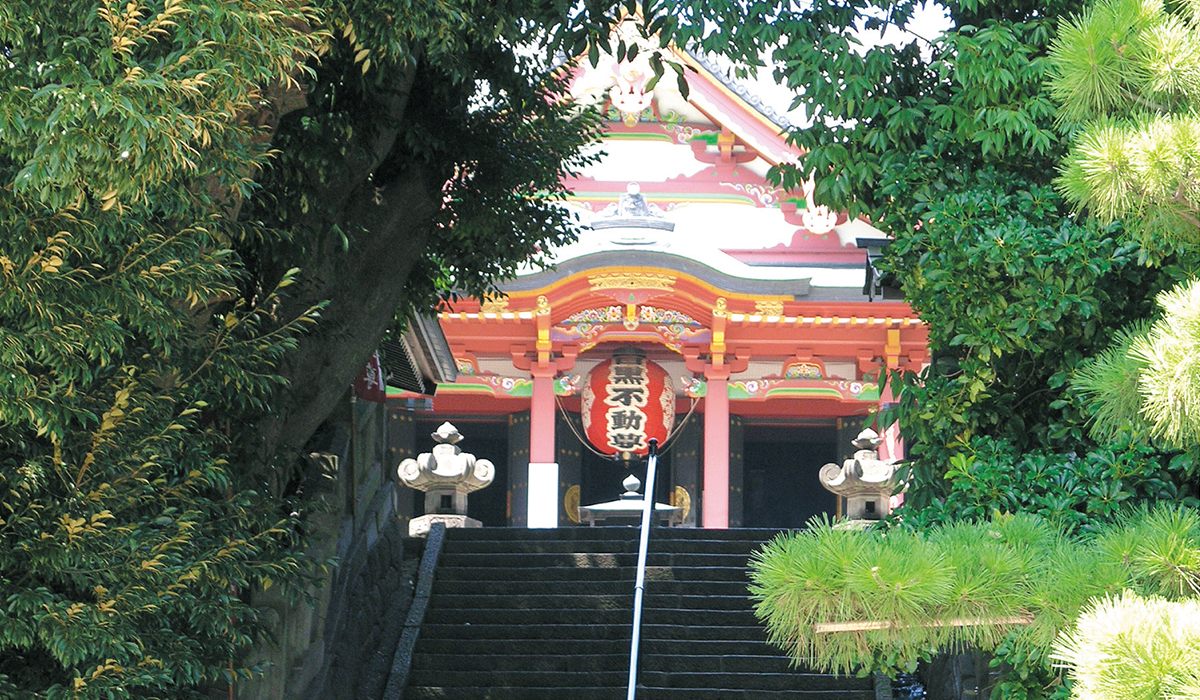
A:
<box><xmin>750</xmin><ymin>507</ymin><xmax>1200</xmax><ymax>686</ymax></box>
<box><xmin>1050</xmin><ymin>0</ymin><xmax>1200</xmax><ymax>449</ymax></box>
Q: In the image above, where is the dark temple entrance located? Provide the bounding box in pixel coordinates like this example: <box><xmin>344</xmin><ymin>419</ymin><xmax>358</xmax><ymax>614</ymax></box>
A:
<box><xmin>742</xmin><ymin>423</ymin><xmax>838</xmax><ymax>529</ymax></box>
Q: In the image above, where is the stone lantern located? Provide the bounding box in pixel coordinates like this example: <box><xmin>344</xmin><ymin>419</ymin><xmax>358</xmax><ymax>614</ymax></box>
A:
<box><xmin>818</xmin><ymin>428</ymin><xmax>903</xmax><ymax>522</ymax></box>
<box><xmin>397</xmin><ymin>422</ymin><xmax>495</xmax><ymax>537</ymax></box>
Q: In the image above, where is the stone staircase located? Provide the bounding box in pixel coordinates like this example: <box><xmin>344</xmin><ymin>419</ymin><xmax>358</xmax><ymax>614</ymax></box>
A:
<box><xmin>400</xmin><ymin>527</ymin><xmax>883</xmax><ymax>700</ymax></box>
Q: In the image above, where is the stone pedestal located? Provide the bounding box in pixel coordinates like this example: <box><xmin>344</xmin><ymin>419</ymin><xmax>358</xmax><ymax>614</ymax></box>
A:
<box><xmin>397</xmin><ymin>422</ymin><xmax>495</xmax><ymax>537</ymax></box>
<box><xmin>577</xmin><ymin>474</ymin><xmax>681</xmax><ymax>526</ymax></box>
<box><xmin>407</xmin><ymin>513</ymin><xmax>482</xmax><ymax>538</ymax></box>
<box><xmin>819</xmin><ymin>428</ymin><xmax>903</xmax><ymax>522</ymax></box>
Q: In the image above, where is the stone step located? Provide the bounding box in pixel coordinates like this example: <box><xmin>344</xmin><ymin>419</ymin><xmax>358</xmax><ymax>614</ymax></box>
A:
<box><xmin>422</xmin><ymin>606</ymin><xmax>759</xmax><ymax>626</ymax></box>
<box><xmin>640</xmin><ymin>671</ymin><xmax>874</xmax><ymax>692</ymax></box>
<box><xmin>641</xmin><ymin>654</ymin><xmax>799</xmax><ymax>674</ymax></box>
<box><xmin>416</xmin><ymin>622</ymin><xmax>632</xmax><ymax>641</ymax></box>
<box><xmin>405</xmin><ymin>653</ymin><xmax>806</xmax><ymax>677</ymax></box>
<box><xmin>436</xmin><ymin>551</ymin><xmax>756</xmax><ymax>568</ymax></box>
<box><xmin>647</xmin><ymin>593</ymin><xmax>761</xmax><ymax>612</ymax></box>
<box><xmin>424</xmin><ymin>592</ymin><xmax>758</xmax><ymax>612</ymax></box>
<box><xmin>413</xmin><ymin>637</ymin><xmax>633</xmax><ymax>655</ymax></box>
<box><xmin>639</xmin><ymin>638</ymin><xmax>789</xmax><ymax>657</ymax></box>
<box><xmin>440</xmin><ymin>526</ymin><xmax>784</xmax><ymax>542</ymax></box>
<box><xmin>425</xmin><ymin>593</ymin><xmax>631</xmax><ymax>611</ymax></box>
<box><xmin>637</xmin><ymin>688</ymin><xmax>876</xmax><ymax>700</ymax></box>
<box><xmin>411</xmin><ymin>637</ymin><xmax>784</xmax><ymax>657</ymax></box>
<box><xmin>642</xmin><ymin>623</ymin><xmax>773</xmax><ymax>641</ymax></box>
<box><xmin>404</xmin><ymin>687</ymin><xmax>874</xmax><ymax>700</ymax></box>
<box><xmin>404</xmin><ymin>687</ymin><xmax>624</xmax><ymax>700</ymax></box>
<box><xmin>416</xmin><ymin>622</ymin><xmax>769</xmax><ymax>642</ymax></box>
<box><xmin>407</xmin><ymin>669</ymin><xmax>629</xmax><ymax>688</ymax></box>
<box><xmin>406</xmin><ymin>669</ymin><xmax>869</xmax><ymax>692</ymax></box>
<box><xmin>408</xmin><ymin>652</ymin><xmax>818</xmax><ymax>676</ymax></box>
<box><xmin>431</xmin><ymin>579</ymin><xmax>753</xmax><ymax>597</ymax></box>
<box><xmin>433</xmin><ymin>564</ymin><xmax>752</xmax><ymax>583</ymax></box>
<box><xmin>445</xmin><ymin>537</ymin><xmax>775</xmax><ymax>556</ymax></box>
<box><xmin>421</xmin><ymin>606</ymin><xmax>761</xmax><ymax>626</ymax></box>
<box><xmin>421</xmin><ymin>607</ymin><xmax>631</xmax><ymax>626</ymax></box>
<box><xmin>411</xmin><ymin>652</ymin><xmax>631</xmax><ymax>673</ymax></box>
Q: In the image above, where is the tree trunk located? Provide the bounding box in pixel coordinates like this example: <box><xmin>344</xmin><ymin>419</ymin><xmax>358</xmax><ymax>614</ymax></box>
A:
<box><xmin>256</xmin><ymin>60</ymin><xmax>440</xmax><ymax>470</ymax></box>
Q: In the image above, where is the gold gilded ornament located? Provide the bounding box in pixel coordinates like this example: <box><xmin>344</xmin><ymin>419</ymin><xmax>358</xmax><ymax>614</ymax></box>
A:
<box><xmin>564</xmin><ymin>484</ymin><xmax>581</xmax><ymax>524</ymax></box>
<box><xmin>671</xmin><ymin>486</ymin><xmax>691</xmax><ymax>522</ymax></box>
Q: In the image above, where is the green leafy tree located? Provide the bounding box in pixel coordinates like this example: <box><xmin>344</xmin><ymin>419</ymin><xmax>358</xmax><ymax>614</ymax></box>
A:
<box><xmin>689</xmin><ymin>0</ymin><xmax>1191</xmax><ymax>510</ymax></box>
<box><xmin>0</xmin><ymin>4</ymin><xmax>327</xmax><ymax>696</ymax></box>
<box><xmin>877</xmin><ymin>175</ymin><xmax>1184</xmax><ymax>510</ymax></box>
<box><xmin>0</xmin><ymin>0</ymin><xmax>635</xmax><ymax>696</ymax></box>
<box><xmin>705</xmin><ymin>0</ymin><xmax>1197</xmax><ymax>694</ymax></box>
<box><xmin>1048</xmin><ymin>0</ymin><xmax>1200</xmax><ymax>451</ymax></box>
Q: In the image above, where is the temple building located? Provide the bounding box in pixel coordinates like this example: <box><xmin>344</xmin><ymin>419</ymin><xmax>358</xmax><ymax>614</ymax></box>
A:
<box><xmin>384</xmin><ymin>41</ymin><xmax>929</xmax><ymax>531</ymax></box>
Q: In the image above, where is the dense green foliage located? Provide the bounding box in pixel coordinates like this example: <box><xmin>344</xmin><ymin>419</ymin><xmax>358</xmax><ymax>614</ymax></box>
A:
<box><xmin>0</xmin><ymin>3</ymin><xmax>323</xmax><ymax>697</ymax></box>
<box><xmin>739</xmin><ymin>0</ymin><xmax>1064</xmax><ymax>231</ymax></box>
<box><xmin>750</xmin><ymin>506</ymin><xmax>1200</xmax><ymax>681</ymax></box>
<box><xmin>694</xmin><ymin>0</ymin><xmax>1195</xmax><ymax>509</ymax></box>
<box><xmin>717</xmin><ymin>0</ymin><xmax>1198</xmax><ymax>695</ymax></box>
<box><xmin>0</xmin><ymin>227</ymin><xmax>317</xmax><ymax>699</ymax></box>
<box><xmin>0</xmin><ymin>1</ymin><xmax>620</xmax><ymax>697</ymax></box>
<box><xmin>904</xmin><ymin>438</ymin><xmax>1195</xmax><ymax>535</ymax></box>
<box><xmin>876</xmin><ymin>176</ymin><xmax>1189</xmax><ymax>511</ymax></box>
<box><xmin>243</xmin><ymin>1</ymin><xmax>605</xmax><ymax>313</ymax></box>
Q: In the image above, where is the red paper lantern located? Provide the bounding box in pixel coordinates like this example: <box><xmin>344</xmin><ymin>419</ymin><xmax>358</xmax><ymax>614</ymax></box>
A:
<box><xmin>580</xmin><ymin>349</ymin><xmax>675</xmax><ymax>458</ymax></box>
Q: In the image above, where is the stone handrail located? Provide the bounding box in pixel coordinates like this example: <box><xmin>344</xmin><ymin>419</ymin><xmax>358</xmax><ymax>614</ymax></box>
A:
<box><xmin>381</xmin><ymin>522</ymin><xmax>446</xmax><ymax>700</ymax></box>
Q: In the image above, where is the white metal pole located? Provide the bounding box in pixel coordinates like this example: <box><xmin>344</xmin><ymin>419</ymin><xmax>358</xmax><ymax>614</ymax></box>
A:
<box><xmin>626</xmin><ymin>438</ymin><xmax>659</xmax><ymax>700</ymax></box>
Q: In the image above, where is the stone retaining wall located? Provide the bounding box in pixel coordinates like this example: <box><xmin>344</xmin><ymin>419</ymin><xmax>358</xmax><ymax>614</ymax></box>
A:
<box><xmin>238</xmin><ymin>396</ymin><xmax>422</xmax><ymax>700</ymax></box>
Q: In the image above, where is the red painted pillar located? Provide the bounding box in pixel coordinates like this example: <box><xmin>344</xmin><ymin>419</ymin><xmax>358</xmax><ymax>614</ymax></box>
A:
<box><xmin>878</xmin><ymin>380</ymin><xmax>905</xmax><ymax>511</ymax></box>
<box><xmin>702</xmin><ymin>370</ymin><xmax>730</xmax><ymax>529</ymax></box>
<box><xmin>527</xmin><ymin>370</ymin><xmax>559</xmax><ymax>528</ymax></box>
<box><xmin>878</xmin><ymin>380</ymin><xmax>904</xmax><ymax>462</ymax></box>
<box><xmin>530</xmin><ymin>370</ymin><xmax>556</xmax><ymax>463</ymax></box>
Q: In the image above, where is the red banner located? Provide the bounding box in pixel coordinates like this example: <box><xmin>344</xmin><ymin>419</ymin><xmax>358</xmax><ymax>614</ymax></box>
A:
<box><xmin>354</xmin><ymin>351</ymin><xmax>387</xmax><ymax>403</ymax></box>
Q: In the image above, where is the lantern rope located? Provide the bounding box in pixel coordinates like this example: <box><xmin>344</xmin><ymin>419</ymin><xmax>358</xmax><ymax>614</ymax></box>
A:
<box><xmin>657</xmin><ymin>396</ymin><xmax>699</xmax><ymax>454</ymax></box>
<box><xmin>555</xmin><ymin>394</ymin><xmax>626</xmax><ymax>460</ymax></box>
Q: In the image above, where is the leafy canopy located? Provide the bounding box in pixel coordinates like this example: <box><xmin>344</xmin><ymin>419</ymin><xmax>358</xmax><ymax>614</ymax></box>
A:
<box><xmin>0</xmin><ymin>1</ymin><xmax>631</xmax><ymax>697</ymax></box>
<box><xmin>729</xmin><ymin>0</ymin><xmax>1197</xmax><ymax>695</ymax></box>
<box><xmin>0</xmin><ymin>2</ymin><xmax>330</xmax><ymax>697</ymax></box>
<box><xmin>711</xmin><ymin>0</ymin><xmax>1192</xmax><ymax>514</ymax></box>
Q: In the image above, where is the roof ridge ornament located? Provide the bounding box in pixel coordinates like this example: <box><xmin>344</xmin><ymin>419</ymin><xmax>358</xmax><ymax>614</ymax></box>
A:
<box><xmin>802</xmin><ymin>203</ymin><xmax>838</xmax><ymax>235</ymax></box>
<box><xmin>591</xmin><ymin>183</ymin><xmax>676</xmax><ymax>233</ymax></box>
